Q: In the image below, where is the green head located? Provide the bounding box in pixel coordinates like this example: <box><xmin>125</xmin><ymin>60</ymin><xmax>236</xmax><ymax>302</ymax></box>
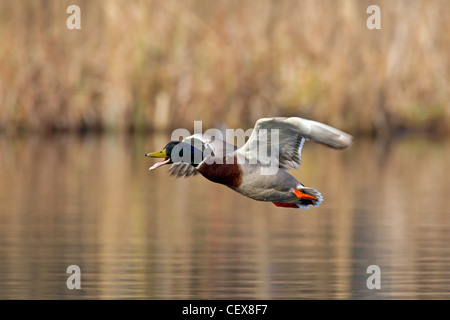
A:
<box><xmin>145</xmin><ymin>141</ymin><xmax>204</xmax><ymax>171</ymax></box>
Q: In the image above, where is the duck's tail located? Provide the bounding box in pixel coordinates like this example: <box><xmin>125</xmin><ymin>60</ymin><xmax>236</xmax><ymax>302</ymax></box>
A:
<box><xmin>294</xmin><ymin>187</ymin><xmax>323</xmax><ymax>209</ymax></box>
<box><xmin>273</xmin><ymin>187</ymin><xmax>323</xmax><ymax>209</ymax></box>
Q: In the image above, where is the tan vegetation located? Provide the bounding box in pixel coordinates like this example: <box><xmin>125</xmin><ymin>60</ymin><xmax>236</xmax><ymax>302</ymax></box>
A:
<box><xmin>0</xmin><ymin>0</ymin><xmax>449</xmax><ymax>135</ymax></box>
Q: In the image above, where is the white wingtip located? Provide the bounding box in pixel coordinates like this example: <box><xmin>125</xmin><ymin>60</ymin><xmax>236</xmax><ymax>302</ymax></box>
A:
<box><xmin>287</xmin><ymin>117</ymin><xmax>353</xmax><ymax>150</ymax></box>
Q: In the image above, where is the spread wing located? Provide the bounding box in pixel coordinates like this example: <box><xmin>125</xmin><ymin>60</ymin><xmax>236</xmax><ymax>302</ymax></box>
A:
<box><xmin>168</xmin><ymin>134</ymin><xmax>237</xmax><ymax>177</ymax></box>
<box><xmin>236</xmin><ymin>117</ymin><xmax>353</xmax><ymax>171</ymax></box>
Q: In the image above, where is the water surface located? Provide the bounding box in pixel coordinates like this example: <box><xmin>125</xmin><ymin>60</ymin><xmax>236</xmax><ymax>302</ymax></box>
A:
<box><xmin>0</xmin><ymin>134</ymin><xmax>449</xmax><ymax>299</ymax></box>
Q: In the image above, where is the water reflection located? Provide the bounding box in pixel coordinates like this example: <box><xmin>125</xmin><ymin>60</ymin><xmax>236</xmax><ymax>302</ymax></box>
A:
<box><xmin>0</xmin><ymin>134</ymin><xmax>449</xmax><ymax>299</ymax></box>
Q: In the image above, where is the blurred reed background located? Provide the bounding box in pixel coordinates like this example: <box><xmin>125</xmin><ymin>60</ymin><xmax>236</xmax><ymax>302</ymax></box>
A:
<box><xmin>0</xmin><ymin>0</ymin><xmax>449</xmax><ymax>135</ymax></box>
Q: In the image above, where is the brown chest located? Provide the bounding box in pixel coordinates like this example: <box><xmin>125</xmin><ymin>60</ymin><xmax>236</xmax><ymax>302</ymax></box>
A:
<box><xmin>197</xmin><ymin>156</ymin><xmax>243</xmax><ymax>189</ymax></box>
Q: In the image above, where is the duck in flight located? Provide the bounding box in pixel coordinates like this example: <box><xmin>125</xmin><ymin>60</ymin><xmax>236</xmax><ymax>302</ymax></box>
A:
<box><xmin>145</xmin><ymin>117</ymin><xmax>353</xmax><ymax>209</ymax></box>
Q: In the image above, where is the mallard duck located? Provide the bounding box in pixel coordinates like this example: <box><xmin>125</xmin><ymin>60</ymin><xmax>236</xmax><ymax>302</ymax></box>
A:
<box><xmin>145</xmin><ymin>117</ymin><xmax>353</xmax><ymax>209</ymax></box>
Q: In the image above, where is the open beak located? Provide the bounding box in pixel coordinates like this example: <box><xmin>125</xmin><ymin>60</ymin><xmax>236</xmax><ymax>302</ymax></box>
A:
<box><xmin>145</xmin><ymin>149</ymin><xmax>170</xmax><ymax>171</ymax></box>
